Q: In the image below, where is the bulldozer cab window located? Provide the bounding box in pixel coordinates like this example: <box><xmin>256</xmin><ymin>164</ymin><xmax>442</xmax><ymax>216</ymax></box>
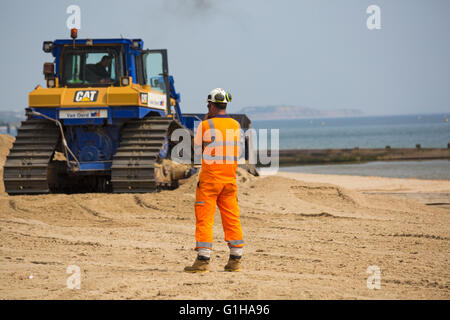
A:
<box><xmin>61</xmin><ymin>48</ymin><xmax>122</xmax><ymax>86</ymax></box>
<box><xmin>141</xmin><ymin>51</ymin><xmax>167</xmax><ymax>95</ymax></box>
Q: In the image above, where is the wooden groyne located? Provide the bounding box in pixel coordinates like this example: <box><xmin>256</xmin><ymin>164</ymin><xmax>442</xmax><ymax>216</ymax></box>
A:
<box><xmin>274</xmin><ymin>146</ymin><xmax>450</xmax><ymax>166</ymax></box>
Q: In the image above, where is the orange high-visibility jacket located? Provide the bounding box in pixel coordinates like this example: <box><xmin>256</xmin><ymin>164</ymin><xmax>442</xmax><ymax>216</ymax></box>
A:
<box><xmin>194</xmin><ymin>115</ymin><xmax>243</xmax><ymax>183</ymax></box>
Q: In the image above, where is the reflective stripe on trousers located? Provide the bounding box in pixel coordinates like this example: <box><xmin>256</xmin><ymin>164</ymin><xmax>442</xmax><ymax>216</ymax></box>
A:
<box><xmin>196</xmin><ymin>241</ymin><xmax>212</xmax><ymax>249</ymax></box>
<box><xmin>227</xmin><ymin>239</ymin><xmax>245</xmax><ymax>247</ymax></box>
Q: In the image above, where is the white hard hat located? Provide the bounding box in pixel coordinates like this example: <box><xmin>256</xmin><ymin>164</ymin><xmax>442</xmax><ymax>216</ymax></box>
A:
<box><xmin>207</xmin><ymin>88</ymin><xmax>232</xmax><ymax>104</ymax></box>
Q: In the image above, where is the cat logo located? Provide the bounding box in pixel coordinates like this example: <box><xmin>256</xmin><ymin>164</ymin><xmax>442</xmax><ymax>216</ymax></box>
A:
<box><xmin>74</xmin><ymin>90</ymin><xmax>99</xmax><ymax>102</ymax></box>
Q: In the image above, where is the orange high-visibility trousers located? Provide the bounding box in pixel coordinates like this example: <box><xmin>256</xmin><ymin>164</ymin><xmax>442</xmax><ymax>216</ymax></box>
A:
<box><xmin>194</xmin><ymin>181</ymin><xmax>244</xmax><ymax>250</ymax></box>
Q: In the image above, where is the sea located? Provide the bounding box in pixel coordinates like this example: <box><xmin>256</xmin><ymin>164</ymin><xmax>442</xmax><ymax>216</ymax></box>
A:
<box><xmin>251</xmin><ymin>113</ymin><xmax>449</xmax><ymax>150</ymax></box>
<box><xmin>252</xmin><ymin>114</ymin><xmax>450</xmax><ymax>180</ymax></box>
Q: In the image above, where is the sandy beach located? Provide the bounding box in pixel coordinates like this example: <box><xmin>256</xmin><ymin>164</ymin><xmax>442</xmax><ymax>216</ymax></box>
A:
<box><xmin>0</xmin><ymin>134</ymin><xmax>449</xmax><ymax>299</ymax></box>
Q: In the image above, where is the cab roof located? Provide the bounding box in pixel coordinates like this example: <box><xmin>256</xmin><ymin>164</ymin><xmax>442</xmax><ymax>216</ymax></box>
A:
<box><xmin>52</xmin><ymin>38</ymin><xmax>143</xmax><ymax>46</ymax></box>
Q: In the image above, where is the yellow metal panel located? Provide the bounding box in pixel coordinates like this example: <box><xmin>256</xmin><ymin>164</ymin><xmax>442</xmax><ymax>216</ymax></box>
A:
<box><xmin>29</xmin><ymin>86</ymin><xmax>62</xmax><ymax>107</ymax></box>
<box><xmin>107</xmin><ymin>86</ymin><xmax>139</xmax><ymax>106</ymax></box>
<box><xmin>28</xmin><ymin>83</ymin><xmax>168</xmax><ymax>109</ymax></box>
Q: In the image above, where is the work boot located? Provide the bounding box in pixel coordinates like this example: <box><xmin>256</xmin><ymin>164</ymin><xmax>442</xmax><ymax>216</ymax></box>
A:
<box><xmin>224</xmin><ymin>255</ymin><xmax>242</xmax><ymax>272</ymax></box>
<box><xmin>184</xmin><ymin>256</ymin><xmax>210</xmax><ymax>273</ymax></box>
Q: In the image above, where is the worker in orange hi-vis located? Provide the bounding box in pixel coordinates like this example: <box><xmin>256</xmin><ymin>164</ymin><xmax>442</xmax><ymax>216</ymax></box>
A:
<box><xmin>184</xmin><ymin>88</ymin><xmax>244</xmax><ymax>273</ymax></box>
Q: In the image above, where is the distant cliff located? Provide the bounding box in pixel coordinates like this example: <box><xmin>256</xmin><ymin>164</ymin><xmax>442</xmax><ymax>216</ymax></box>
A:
<box><xmin>239</xmin><ymin>106</ymin><xmax>363</xmax><ymax>120</ymax></box>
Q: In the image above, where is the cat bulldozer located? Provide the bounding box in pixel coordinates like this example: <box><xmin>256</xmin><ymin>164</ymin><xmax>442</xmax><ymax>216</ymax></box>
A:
<box><xmin>3</xmin><ymin>29</ymin><xmax>255</xmax><ymax>194</ymax></box>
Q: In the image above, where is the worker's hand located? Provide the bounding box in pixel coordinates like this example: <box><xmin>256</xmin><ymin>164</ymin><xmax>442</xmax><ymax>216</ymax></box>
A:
<box><xmin>204</xmin><ymin>102</ymin><xmax>215</xmax><ymax>120</ymax></box>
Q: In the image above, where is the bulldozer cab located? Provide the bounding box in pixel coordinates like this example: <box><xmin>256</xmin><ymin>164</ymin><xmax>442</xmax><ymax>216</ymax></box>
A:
<box><xmin>62</xmin><ymin>48</ymin><xmax>120</xmax><ymax>86</ymax></box>
<box><xmin>38</xmin><ymin>36</ymin><xmax>175</xmax><ymax>115</ymax></box>
<box><xmin>48</xmin><ymin>39</ymin><xmax>172</xmax><ymax>114</ymax></box>
<box><xmin>58</xmin><ymin>44</ymin><xmax>169</xmax><ymax>90</ymax></box>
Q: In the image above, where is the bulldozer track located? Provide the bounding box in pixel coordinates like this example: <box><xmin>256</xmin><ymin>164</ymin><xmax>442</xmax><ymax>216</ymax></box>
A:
<box><xmin>3</xmin><ymin>119</ymin><xmax>60</xmax><ymax>195</ymax></box>
<box><xmin>111</xmin><ymin>117</ymin><xmax>183</xmax><ymax>193</ymax></box>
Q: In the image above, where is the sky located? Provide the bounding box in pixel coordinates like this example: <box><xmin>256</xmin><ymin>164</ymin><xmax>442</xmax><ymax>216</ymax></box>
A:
<box><xmin>0</xmin><ymin>0</ymin><xmax>449</xmax><ymax>115</ymax></box>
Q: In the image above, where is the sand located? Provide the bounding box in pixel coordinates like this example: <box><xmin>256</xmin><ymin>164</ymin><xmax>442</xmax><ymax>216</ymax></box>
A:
<box><xmin>0</xmin><ymin>134</ymin><xmax>449</xmax><ymax>299</ymax></box>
